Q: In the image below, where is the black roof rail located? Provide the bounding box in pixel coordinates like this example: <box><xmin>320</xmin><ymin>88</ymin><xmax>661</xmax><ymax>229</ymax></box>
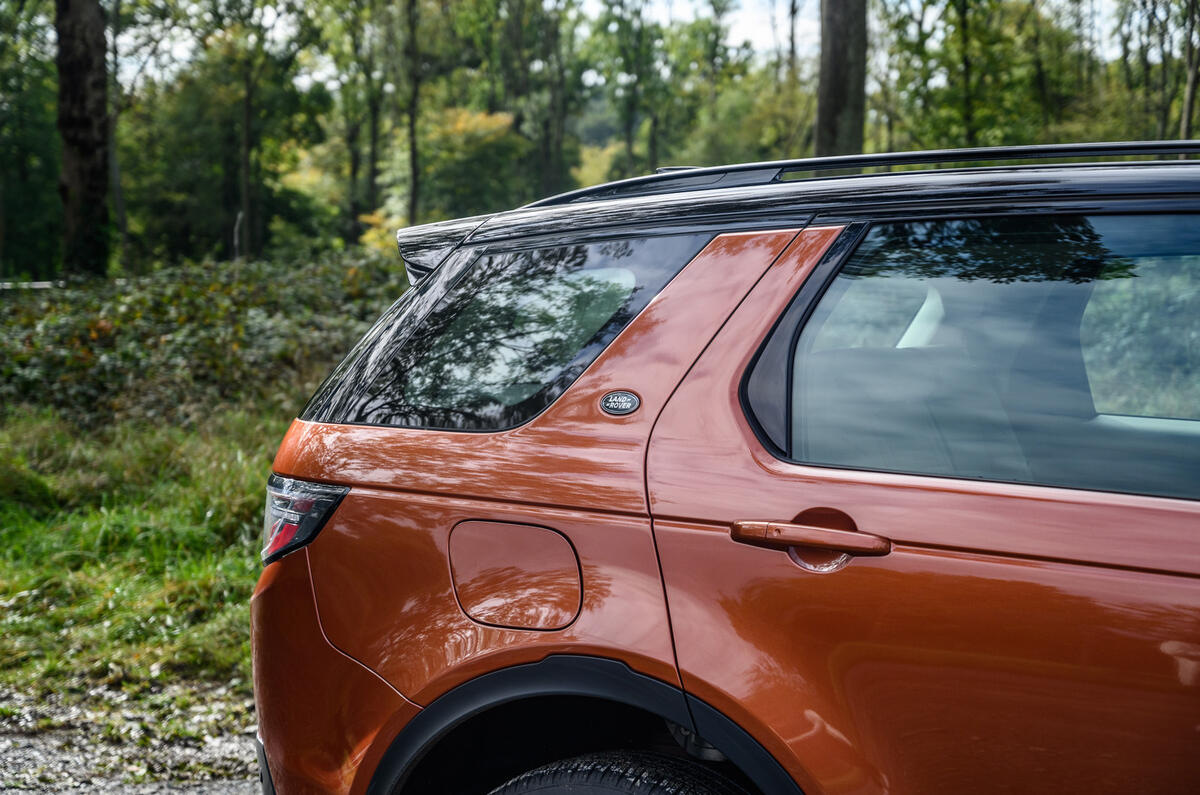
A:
<box><xmin>527</xmin><ymin>140</ymin><xmax>1200</xmax><ymax>208</ymax></box>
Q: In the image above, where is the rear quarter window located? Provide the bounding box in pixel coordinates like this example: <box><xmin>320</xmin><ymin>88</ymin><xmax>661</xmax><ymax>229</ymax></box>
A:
<box><xmin>302</xmin><ymin>233</ymin><xmax>710</xmax><ymax>430</ymax></box>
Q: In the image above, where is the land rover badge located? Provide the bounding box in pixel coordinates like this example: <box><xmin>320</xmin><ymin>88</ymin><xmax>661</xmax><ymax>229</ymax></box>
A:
<box><xmin>600</xmin><ymin>391</ymin><xmax>640</xmax><ymax>416</ymax></box>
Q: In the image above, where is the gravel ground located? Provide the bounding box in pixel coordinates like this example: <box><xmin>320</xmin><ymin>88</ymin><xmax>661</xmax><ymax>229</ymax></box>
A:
<box><xmin>0</xmin><ymin>683</ymin><xmax>260</xmax><ymax>792</ymax></box>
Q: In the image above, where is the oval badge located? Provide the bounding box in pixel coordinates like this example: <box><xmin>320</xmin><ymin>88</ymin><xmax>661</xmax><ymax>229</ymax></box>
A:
<box><xmin>600</xmin><ymin>391</ymin><xmax>640</xmax><ymax>416</ymax></box>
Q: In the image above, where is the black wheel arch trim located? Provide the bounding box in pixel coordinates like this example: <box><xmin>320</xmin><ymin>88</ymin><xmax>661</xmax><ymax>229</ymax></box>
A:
<box><xmin>364</xmin><ymin>654</ymin><xmax>803</xmax><ymax>795</ymax></box>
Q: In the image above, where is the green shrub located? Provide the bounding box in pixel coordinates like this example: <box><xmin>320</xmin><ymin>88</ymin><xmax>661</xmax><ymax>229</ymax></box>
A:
<box><xmin>0</xmin><ymin>250</ymin><xmax>407</xmax><ymax>427</ymax></box>
<box><xmin>0</xmin><ymin>246</ymin><xmax>409</xmax><ymax>695</ymax></box>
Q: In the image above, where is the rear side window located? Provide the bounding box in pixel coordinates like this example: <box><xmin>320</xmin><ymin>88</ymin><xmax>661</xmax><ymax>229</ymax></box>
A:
<box><xmin>746</xmin><ymin>214</ymin><xmax>1200</xmax><ymax>501</ymax></box>
<box><xmin>303</xmin><ymin>233</ymin><xmax>709</xmax><ymax>430</ymax></box>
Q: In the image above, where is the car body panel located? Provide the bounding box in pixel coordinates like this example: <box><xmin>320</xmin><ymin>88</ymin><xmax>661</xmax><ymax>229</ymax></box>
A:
<box><xmin>646</xmin><ymin>219</ymin><xmax>1200</xmax><ymax>794</ymax></box>
<box><xmin>272</xmin><ymin>229</ymin><xmax>802</xmax><ymax>515</ymax></box>
<box><xmin>267</xmin><ymin>229</ymin><xmax>803</xmax><ymax>706</ymax></box>
<box><xmin>250</xmin><ymin>551</ymin><xmax>420</xmax><ymax>795</ymax></box>
<box><xmin>304</xmin><ymin>488</ymin><xmax>681</xmax><ymax>703</ymax></box>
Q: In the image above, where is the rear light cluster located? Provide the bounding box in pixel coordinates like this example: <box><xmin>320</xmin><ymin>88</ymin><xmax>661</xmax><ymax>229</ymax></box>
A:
<box><xmin>262</xmin><ymin>474</ymin><xmax>348</xmax><ymax>565</ymax></box>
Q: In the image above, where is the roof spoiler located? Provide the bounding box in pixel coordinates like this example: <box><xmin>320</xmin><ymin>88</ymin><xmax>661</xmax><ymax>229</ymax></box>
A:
<box><xmin>395</xmin><ymin>214</ymin><xmax>492</xmax><ymax>285</ymax></box>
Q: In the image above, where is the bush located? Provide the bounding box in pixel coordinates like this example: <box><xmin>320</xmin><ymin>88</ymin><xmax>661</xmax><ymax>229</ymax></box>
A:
<box><xmin>0</xmin><ymin>248</ymin><xmax>407</xmax><ymax>693</ymax></box>
<box><xmin>0</xmin><ymin>250</ymin><xmax>407</xmax><ymax>427</ymax></box>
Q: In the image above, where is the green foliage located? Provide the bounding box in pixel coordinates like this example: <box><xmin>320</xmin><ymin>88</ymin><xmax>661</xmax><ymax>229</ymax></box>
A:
<box><xmin>116</xmin><ymin>46</ymin><xmax>334</xmax><ymax>267</ymax></box>
<box><xmin>0</xmin><ymin>250</ymin><xmax>407</xmax><ymax>427</ymax></box>
<box><xmin>0</xmin><ymin>247</ymin><xmax>410</xmax><ymax>692</ymax></box>
<box><xmin>6</xmin><ymin>0</ymin><xmax>1200</xmax><ymax>280</ymax></box>
<box><xmin>420</xmin><ymin>108</ymin><xmax>536</xmax><ymax>218</ymax></box>
<box><xmin>444</xmin><ymin>0</ymin><xmax>586</xmax><ymax>196</ymax></box>
<box><xmin>874</xmin><ymin>0</ymin><xmax>1200</xmax><ymax>150</ymax></box>
<box><xmin>677</xmin><ymin>69</ymin><xmax>814</xmax><ymax>166</ymax></box>
<box><xmin>0</xmin><ymin>404</ymin><xmax>284</xmax><ymax>691</ymax></box>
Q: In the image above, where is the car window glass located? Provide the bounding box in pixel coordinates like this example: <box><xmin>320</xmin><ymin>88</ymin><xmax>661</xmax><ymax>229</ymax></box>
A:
<box><xmin>808</xmin><ymin>277</ymin><xmax>927</xmax><ymax>351</ymax></box>
<box><xmin>784</xmin><ymin>215</ymin><xmax>1200</xmax><ymax>501</ymax></box>
<box><xmin>1081</xmin><ymin>253</ymin><xmax>1200</xmax><ymax>421</ymax></box>
<box><xmin>325</xmin><ymin>233</ymin><xmax>709</xmax><ymax>430</ymax></box>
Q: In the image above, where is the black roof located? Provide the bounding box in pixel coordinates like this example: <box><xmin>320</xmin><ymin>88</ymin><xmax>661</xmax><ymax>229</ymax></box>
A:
<box><xmin>398</xmin><ymin>142</ymin><xmax>1200</xmax><ymax>272</ymax></box>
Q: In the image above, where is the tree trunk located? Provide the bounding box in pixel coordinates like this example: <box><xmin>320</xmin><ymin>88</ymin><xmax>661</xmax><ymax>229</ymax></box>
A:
<box><xmin>405</xmin><ymin>0</ymin><xmax>420</xmax><ymax>226</ymax></box>
<box><xmin>548</xmin><ymin>3</ymin><xmax>568</xmax><ymax>196</ymax></box>
<box><xmin>367</xmin><ymin>92</ymin><xmax>381</xmax><ymax>213</ymax></box>
<box><xmin>345</xmin><ymin>115</ymin><xmax>362</xmax><ymax>243</ymax></box>
<box><xmin>0</xmin><ymin>177</ymin><xmax>6</xmax><ymax>275</ymax></box>
<box><xmin>55</xmin><ymin>0</ymin><xmax>109</xmax><ymax>277</ymax></box>
<box><xmin>1180</xmin><ymin>0</ymin><xmax>1199</xmax><ymax>139</ymax></box>
<box><xmin>108</xmin><ymin>0</ymin><xmax>127</xmax><ymax>265</ymax></box>
<box><xmin>1154</xmin><ymin>0</ymin><xmax>1172</xmax><ymax>139</ymax></box>
<box><xmin>648</xmin><ymin>114</ymin><xmax>659</xmax><ymax>171</ymax></box>
<box><xmin>788</xmin><ymin>0</ymin><xmax>798</xmax><ymax>79</ymax></box>
<box><xmin>1139</xmin><ymin>3</ymin><xmax>1154</xmax><ymax>135</ymax></box>
<box><xmin>814</xmin><ymin>0</ymin><xmax>867</xmax><ymax>156</ymax></box>
<box><xmin>1029</xmin><ymin>0</ymin><xmax>1052</xmax><ymax>127</ymax></box>
<box><xmin>955</xmin><ymin>0</ymin><xmax>976</xmax><ymax>147</ymax></box>
<box><xmin>239</xmin><ymin>66</ymin><xmax>253</xmax><ymax>259</ymax></box>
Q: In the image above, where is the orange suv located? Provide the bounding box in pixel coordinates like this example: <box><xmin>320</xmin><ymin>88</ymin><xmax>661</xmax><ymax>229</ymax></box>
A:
<box><xmin>251</xmin><ymin>143</ymin><xmax>1200</xmax><ymax>795</ymax></box>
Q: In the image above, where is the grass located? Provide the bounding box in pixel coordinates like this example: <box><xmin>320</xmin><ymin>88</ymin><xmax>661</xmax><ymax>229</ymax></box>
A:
<box><xmin>0</xmin><ymin>253</ymin><xmax>402</xmax><ymax>782</ymax></box>
<box><xmin>0</xmin><ymin>402</ymin><xmax>293</xmax><ymax>699</ymax></box>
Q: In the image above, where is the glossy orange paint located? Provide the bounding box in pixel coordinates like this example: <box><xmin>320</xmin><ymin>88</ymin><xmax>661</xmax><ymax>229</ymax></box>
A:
<box><xmin>270</xmin><ymin>229</ymin><xmax>802</xmax><ymax>706</ymax></box>
<box><xmin>273</xmin><ymin>229</ymin><xmax>803</xmax><ymax>517</ymax></box>
<box><xmin>307</xmin><ymin>490</ymin><xmax>678</xmax><ymax>703</ymax></box>
<box><xmin>647</xmin><ymin>226</ymin><xmax>1200</xmax><ymax>794</ymax></box>
<box><xmin>448</xmin><ymin>520</ymin><xmax>582</xmax><ymax>631</ymax></box>
<box><xmin>250</xmin><ymin>550</ymin><xmax>419</xmax><ymax>795</ymax></box>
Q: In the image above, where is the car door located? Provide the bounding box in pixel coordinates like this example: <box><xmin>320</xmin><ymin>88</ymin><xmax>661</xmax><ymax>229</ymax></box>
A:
<box><xmin>647</xmin><ymin>214</ymin><xmax>1200</xmax><ymax>795</ymax></box>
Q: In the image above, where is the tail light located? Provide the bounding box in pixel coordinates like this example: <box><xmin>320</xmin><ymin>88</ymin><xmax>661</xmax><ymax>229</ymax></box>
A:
<box><xmin>261</xmin><ymin>474</ymin><xmax>348</xmax><ymax>565</ymax></box>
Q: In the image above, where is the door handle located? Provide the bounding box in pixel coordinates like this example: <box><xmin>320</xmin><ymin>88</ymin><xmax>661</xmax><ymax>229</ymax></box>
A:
<box><xmin>730</xmin><ymin>520</ymin><xmax>891</xmax><ymax>556</ymax></box>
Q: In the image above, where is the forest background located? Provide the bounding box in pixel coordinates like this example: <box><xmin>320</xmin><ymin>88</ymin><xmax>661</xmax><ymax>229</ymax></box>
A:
<box><xmin>0</xmin><ymin>0</ymin><xmax>1199</xmax><ymax>787</ymax></box>
<box><xmin>5</xmin><ymin>0</ymin><xmax>1200</xmax><ymax>279</ymax></box>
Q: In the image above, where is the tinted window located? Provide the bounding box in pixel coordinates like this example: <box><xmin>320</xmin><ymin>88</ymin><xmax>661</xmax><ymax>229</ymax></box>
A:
<box><xmin>1080</xmin><ymin>217</ymin><xmax>1200</xmax><ymax>421</ymax></box>
<box><xmin>303</xmin><ymin>233</ymin><xmax>709</xmax><ymax>430</ymax></box>
<box><xmin>770</xmin><ymin>215</ymin><xmax>1199</xmax><ymax>501</ymax></box>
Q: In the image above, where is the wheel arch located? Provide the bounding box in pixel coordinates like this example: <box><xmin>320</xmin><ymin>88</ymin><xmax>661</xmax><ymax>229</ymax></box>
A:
<box><xmin>364</xmin><ymin>655</ymin><xmax>803</xmax><ymax>795</ymax></box>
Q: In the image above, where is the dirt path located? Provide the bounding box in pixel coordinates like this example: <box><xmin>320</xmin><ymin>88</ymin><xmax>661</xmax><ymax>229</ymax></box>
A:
<box><xmin>0</xmin><ymin>684</ymin><xmax>260</xmax><ymax>792</ymax></box>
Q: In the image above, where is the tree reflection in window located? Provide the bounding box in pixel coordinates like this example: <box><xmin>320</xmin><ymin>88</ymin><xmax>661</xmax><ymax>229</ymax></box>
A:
<box><xmin>349</xmin><ymin>234</ymin><xmax>708</xmax><ymax>430</ymax></box>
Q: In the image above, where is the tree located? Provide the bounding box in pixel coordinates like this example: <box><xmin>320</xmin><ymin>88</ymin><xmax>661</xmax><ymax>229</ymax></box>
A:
<box><xmin>815</xmin><ymin>0</ymin><xmax>867</xmax><ymax>155</ymax></box>
<box><xmin>314</xmin><ymin>0</ymin><xmax>390</xmax><ymax>241</ymax></box>
<box><xmin>105</xmin><ymin>0</ymin><xmax>174</xmax><ymax>266</ymax></box>
<box><xmin>0</xmin><ymin>0</ymin><xmax>62</xmax><ymax>279</ymax></box>
<box><xmin>451</xmin><ymin>0</ymin><xmax>584</xmax><ymax>196</ymax></box>
<box><xmin>404</xmin><ymin>0</ymin><xmax>420</xmax><ymax>225</ymax></box>
<box><xmin>876</xmin><ymin>0</ymin><xmax>1093</xmax><ymax>148</ymax></box>
<box><xmin>55</xmin><ymin>0</ymin><xmax>110</xmax><ymax>276</ymax></box>
<box><xmin>115</xmin><ymin>39</ymin><xmax>330</xmax><ymax>265</ymax></box>
<box><xmin>591</xmin><ymin>0</ymin><xmax>665</xmax><ymax>176</ymax></box>
<box><xmin>1178</xmin><ymin>0</ymin><xmax>1199</xmax><ymax>138</ymax></box>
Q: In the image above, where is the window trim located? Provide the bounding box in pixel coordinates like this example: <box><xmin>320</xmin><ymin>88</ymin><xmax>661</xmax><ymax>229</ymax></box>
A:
<box><xmin>739</xmin><ymin>222</ymin><xmax>868</xmax><ymax>458</ymax></box>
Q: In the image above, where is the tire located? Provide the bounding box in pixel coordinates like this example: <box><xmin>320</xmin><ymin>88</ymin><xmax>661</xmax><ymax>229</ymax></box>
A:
<box><xmin>487</xmin><ymin>751</ymin><xmax>752</xmax><ymax>795</ymax></box>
